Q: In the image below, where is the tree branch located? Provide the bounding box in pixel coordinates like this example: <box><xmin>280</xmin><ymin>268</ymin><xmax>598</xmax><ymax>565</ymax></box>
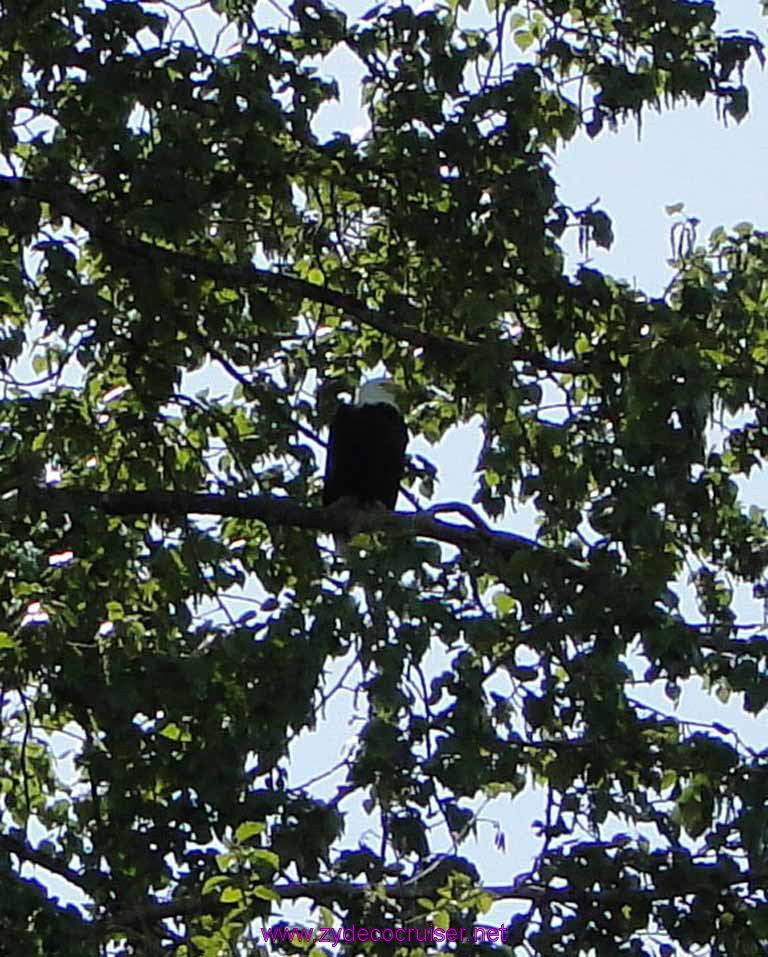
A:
<box><xmin>28</xmin><ymin>486</ymin><xmax>765</xmax><ymax>660</ymax></box>
<box><xmin>0</xmin><ymin>174</ymin><xmax>580</xmax><ymax>377</ymax></box>
<box><xmin>104</xmin><ymin>865</ymin><xmax>768</xmax><ymax>931</ymax></box>
<box><xmin>33</xmin><ymin>486</ymin><xmax>588</xmax><ymax>581</ymax></box>
<box><xmin>0</xmin><ymin>832</ymin><xmax>91</xmax><ymax>894</ymax></box>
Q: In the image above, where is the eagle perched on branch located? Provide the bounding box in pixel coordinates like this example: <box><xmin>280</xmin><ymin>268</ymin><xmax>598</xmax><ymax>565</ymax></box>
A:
<box><xmin>322</xmin><ymin>378</ymin><xmax>408</xmax><ymax>512</ymax></box>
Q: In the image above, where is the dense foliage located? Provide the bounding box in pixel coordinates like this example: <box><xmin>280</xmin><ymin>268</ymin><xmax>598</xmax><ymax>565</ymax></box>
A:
<box><xmin>2</xmin><ymin>0</ymin><xmax>768</xmax><ymax>954</ymax></box>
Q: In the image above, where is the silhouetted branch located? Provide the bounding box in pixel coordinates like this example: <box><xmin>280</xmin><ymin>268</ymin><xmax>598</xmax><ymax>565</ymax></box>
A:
<box><xmin>0</xmin><ymin>174</ymin><xmax>580</xmax><ymax>377</ymax></box>
<box><xmin>32</xmin><ymin>486</ymin><xmax>587</xmax><ymax>579</ymax></box>
<box><xmin>26</xmin><ymin>486</ymin><xmax>766</xmax><ymax>660</ymax></box>
<box><xmin>0</xmin><ymin>832</ymin><xmax>90</xmax><ymax>893</ymax></box>
<box><xmin>104</xmin><ymin>863</ymin><xmax>768</xmax><ymax>931</ymax></box>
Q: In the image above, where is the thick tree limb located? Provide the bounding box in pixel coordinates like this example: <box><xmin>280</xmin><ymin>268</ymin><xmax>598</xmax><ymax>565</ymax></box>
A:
<box><xmin>29</xmin><ymin>487</ymin><xmax>765</xmax><ymax>660</ymax></box>
<box><xmin>0</xmin><ymin>174</ymin><xmax>580</xmax><ymax>377</ymax></box>
<box><xmin>104</xmin><ymin>864</ymin><xmax>768</xmax><ymax>931</ymax></box>
<box><xmin>6</xmin><ymin>825</ymin><xmax>765</xmax><ymax>937</ymax></box>
<box><xmin>0</xmin><ymin>832</ymin><xmax>90</xmax><ymax>893</ymax></box>
<box><xmin>34</xmin><ymin>486</ymin><xmax>588</xmax><ymax>580</ymax></box>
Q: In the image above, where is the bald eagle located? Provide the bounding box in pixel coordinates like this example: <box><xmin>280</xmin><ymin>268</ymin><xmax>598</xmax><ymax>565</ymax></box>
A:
<box><xmin>323</xmin><ymin>378</ymin><xmax>408</xmax><ymax>511</ymax></box>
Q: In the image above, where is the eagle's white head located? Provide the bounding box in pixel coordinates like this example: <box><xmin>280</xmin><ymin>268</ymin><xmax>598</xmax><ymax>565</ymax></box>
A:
<box><xmin>355</xmin><ymin>377</ymin><xmax>400</xmax><ymax>409</ymax></box>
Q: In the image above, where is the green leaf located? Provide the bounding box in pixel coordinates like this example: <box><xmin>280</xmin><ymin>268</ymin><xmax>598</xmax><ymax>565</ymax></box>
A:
<box><xmin>235</xmin><ymin>821</ymin><xmax>264</xmax><ymax>843</ymax></box>
<box><xmin>514</xmin><ymin>30</ymin><xmax>535</xmax><ymax>51</ymax></box>
<box><xmin>220</xmin><ymin>887</ymin><xmax>244</xmax><ymax>903</ymax></box>
<box><xmin>252</xmin><ymin>885</ymin><xmax>281</xmax><ymax>902</ymax></box>
<box><xmin>493</xmin><ymin>592</ymin><xmax>516</xmax><ymax>617</ymax></box>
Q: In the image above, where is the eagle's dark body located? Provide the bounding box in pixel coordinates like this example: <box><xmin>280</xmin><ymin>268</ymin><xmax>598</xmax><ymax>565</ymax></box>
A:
<box><xmin>323</xmin><ymin>399</ymin><xmax>408</xmax><ymax>510</ymax></box>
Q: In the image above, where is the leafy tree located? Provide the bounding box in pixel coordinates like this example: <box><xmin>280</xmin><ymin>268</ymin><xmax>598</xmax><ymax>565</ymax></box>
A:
<box><xmin>1</xmin><ymin>0</ymin><xmax>768</xmax><ymax>954</ymax></box>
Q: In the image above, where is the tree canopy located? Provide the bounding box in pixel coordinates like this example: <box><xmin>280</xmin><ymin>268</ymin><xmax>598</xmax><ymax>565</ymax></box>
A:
<box><xmin>2</xmin><ymin>0</ymin><xmax>768</xmax><ymax>954</ymax></box>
